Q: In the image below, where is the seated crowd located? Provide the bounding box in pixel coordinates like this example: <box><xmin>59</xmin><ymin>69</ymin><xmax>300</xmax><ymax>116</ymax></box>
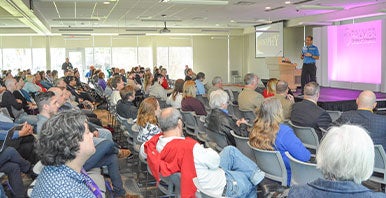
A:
<box><xmin>0</xmin><ymin>65</ymin><xmax>385</xmax><ymax>198</ymax></box>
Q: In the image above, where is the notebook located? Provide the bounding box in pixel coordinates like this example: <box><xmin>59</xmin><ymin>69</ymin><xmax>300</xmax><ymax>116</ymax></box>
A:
<box><xmin>0</xmin><ymin>126</ymin><xmax>16</xmax><ymax>153</ymax></box>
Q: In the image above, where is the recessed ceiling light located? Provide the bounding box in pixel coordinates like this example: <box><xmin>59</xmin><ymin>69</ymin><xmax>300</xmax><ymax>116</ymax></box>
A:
<box><xmin>285</xmin><ymin>1</ymin><xmax>291</xmax><ymax>4</ymax></box>
<box><xmin>103</xmin><ymin>1</ymin><xmax>110</xmax><ymax>4</ymax></box>
<box><xmin>265</xmin><ymin>6</ymin><xmax>271</xmax><ymax>10</ymax></box>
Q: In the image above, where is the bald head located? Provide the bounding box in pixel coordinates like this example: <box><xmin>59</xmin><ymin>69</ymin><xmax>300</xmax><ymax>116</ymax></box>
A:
<box><xmin>158</xmin><ymin>108</ymin><xmax>182</xmax><ymax>133</ymax></box>
<box><xmin>357</xmin><ymin>90</ymin><xmax>376</xmax><ymax>109</ymax></box>
<box><xmin>276</xmin><ymin>80</ymin><xmax>288</xmax><ymax>94</ymax></box>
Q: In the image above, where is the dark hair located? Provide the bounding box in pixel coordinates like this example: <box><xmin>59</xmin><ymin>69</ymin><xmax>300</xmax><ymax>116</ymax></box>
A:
<box><xmin>14</xmin><ymin>76</ymin><xmax>23</xmax><ymax>83</ymax></box>
<box><xmin>196</xmin><ymin>72</ymin><xmax>205</xmax><ymax>80</ymax></box>
<box><xmin>306</xmin><ymin>35</ymin><xmax>313</xmax><ymax>41</ymax></box>
<box><xmin>64</xmin><ymin>76</ymin><xmax>75</xmax><ymax>85</ymax></box>
<box><xmin>36</xmin><ymin>110</ymin><xmax>88</xmax><ymax>166</ymax></box>
<box><xmin>111</xmin><ymin>76</ymin><xmax>122</xmax><ymax>89</ymax></box>
<box><xmin>153</xmin><ymin>73</ymin><xmax>163</xmax><ymax>85</ymax></box>
<box><xmin>171</xmin><ymin>79</ymin><xmax>184</xmax><ymax>101</ymax></box>
<box><xmin>120</xmin><ymin>85</ymin><xmax>135</xmax><ymax>101</ymax></box>
<box><xmin>36</xmin><ymin>91</ymin><xmax>56</xmax><ymax>112</ymax></box>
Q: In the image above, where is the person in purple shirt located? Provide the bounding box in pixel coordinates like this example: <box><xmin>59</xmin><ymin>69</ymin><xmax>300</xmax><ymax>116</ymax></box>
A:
<box><xmin>249</xmin><ymin>97</ymin><xmax>311</xmax><ymax>185</ymax></box>
<box><xmin>97</xmin><ymin>72</ymin><xmax>107</xmax><ymax>91</ymax></box>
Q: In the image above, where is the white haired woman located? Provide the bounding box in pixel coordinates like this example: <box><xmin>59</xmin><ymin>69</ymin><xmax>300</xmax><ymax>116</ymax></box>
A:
<box><xmin>207</xmin><ymin>89</ymin><xmax>249</xmax><ymax>146</ymax></box>
<box><xmin>289</xmin><ymin>125</ymin><xmax>384</xmax><ymax>197</ymax></box>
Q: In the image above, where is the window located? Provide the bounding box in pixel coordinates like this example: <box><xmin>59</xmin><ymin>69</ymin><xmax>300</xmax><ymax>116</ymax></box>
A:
<box><xmin>50</xmin><ymin>48</ymin><xmax>65</xmax><ymax>76</ymax></box>
<box><xmin>32</xmin><ymin>48</ymin><xmax>47</xmax><ymax>73</ymax></box>
<box><xmin>157</xmin><ymin>47</ymin><xmax>193</xmax><ymax>79</ymax></box>
<box><xmin>138</xmin><ymin>47</ymin><xmax>153</xmax><ymax>68</ymax></box>
<box><xmin>86</xmin><ymin>47</ymin><xmax>111</xmax><ymax>73</ymax></box>
<box><xmin>112</xmin><ymin>47</ymin><xmax>137</xmax><ymax>69</ymax></box>
<box><xmin>3</xmin><ymin>48</ymin><xmax>32</xmax><ymax>75</ymax></box>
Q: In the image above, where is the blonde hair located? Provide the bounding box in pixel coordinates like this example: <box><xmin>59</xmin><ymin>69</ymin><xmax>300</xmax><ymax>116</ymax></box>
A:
<box><xmin>137</xmin><ymin>97</ymin><xmax>159</xmax><ymax>128</ymax></box>
<box><xmin>266</xmin><ymin>78</ymin><xmax>278</xmax><ymax>96</ymax></box>
<box><xmin>144</xmin><ymin>73</ymin><xmax>153</xmax><ymax>90</ymax></box>
<box><xmin>249</xmin><ymin>97</ymin><xmax>284</xmax><ymax>150</ymax></box>
<box><xmin>25</xmin><ymin>75</ymin><xmax>35</xmax><ymax>83</ymax></box>
<box><xmin>183</xmin><ymin>80</ymin><xmax>196</xmax><ymax>98</ymax></box>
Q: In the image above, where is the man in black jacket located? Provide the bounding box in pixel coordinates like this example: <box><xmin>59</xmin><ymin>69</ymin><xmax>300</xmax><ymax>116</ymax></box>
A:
<box><xmin>1</xmin><ymin>78</ymin><xmax>38</xmax><ymax>126</ymax></box>
<box><xmin>335</xmin><ymin>90</ymin><xmax>386</xmax><ymax>152</ymax></box>
<box><xmin>290</xmin><ymin>82</ymin><xmax>331</xmax><ymax>139</ymax></box>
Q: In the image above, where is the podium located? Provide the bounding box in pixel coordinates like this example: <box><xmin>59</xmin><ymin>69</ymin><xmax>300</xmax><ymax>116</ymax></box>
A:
<box><xmin>265</xmin><ymin>57</ymin><xmax>301</xmax><ymax>90</ymax></box>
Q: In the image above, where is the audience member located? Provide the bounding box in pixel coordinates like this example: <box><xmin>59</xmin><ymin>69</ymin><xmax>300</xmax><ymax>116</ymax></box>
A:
<box><xmin>238</xmin><ymin>73</ymin><xmax>264</xmax><ymax>112</ymax></box>
<box><xmin>97</xmin><ymin>72</ymin><xmax>107</xmax><ymax>90</ymax></box>
<box><xmin>166</xmin><ymin>79</ymin><xmax>184</xmax><ymax>109</ymax></box>
<box><xmin>0</xmin><ymin>117</ymin><xmax>37</xmax><ymax>164</ymax></box>
<box><xmin>149</xmin><ymin>73</ymin><xmax>168</xmax><ymax>101</ymax></box>
<box><xmin>117</xmin><ymin>85</ymin><xmax>138</xmax><ymax>119</ymax></box>
<box><xmin>0</xmin><ymin>147</ymin><xmax>32</xmax><ymax>198</ymax></box>
<box><xmin>13</xmin><ymin>76</ymin><xmax>38</xmax><ymax>114</ymax></box>
<box><xmin>289</xmin><ymin>125</ymin><xmax>384</xmax><ymax>197</ymax></box>
<box><xmin>290</xmin><ymin>82</ymin><xmax>332</xmax><ymax>139</ymax></box>
<box><xmin>23</xmin><ymin>75</ymin><xmax>42</xmax><ymax>94</ymax></box>
<box><xmin>143</xmin><ymin>72</ymin><xmax>153</xmax><ymax>95</ymax></box>
<box><xmin>160</xmin><ymin>68</ymin><xmax>170</xmax><ymax>89</ymax></box>
<box><xmin>109</xmin><ymin>76</ymin><xmax>124</xmax><ymax>106</ymax></box>
<box><xmin>273</xmin><ymin>80</ymin><xmax>294</xmax><ymax>120</ymax></box>
<box><xmin>263</xmin><ymin>78</ymin><xmax>278</xmax><ymax>98</ymax></box>
<box><xmin>1</xmin><ymin>78</ymin><xmax>38</xmax><ymax>125</ymax></box>
<box><xmin>335</xmin><ymin>90</ymin><xmax>386</xmax><ymax>151</ymax></box>
<box><xmin>185</xmin><ymin>68</ymin><xmax>196</xmax><ymax>81</ymax></box>
<box><xmin>181</xmin><ymin>80</ymin><xmax>207</xmax><ymax>116</ymax></box>
<box><xmin>136</xmin><ymin>97</ymin><xmax>161</xmax><ymax>142</ymax></box>
<box><xmin>249</xmin><ymin>97</ymin><xmax>310</xmax><ymax>185</ymax></box>
<box><xmin>34</xmin><ymin>107</ymin><xmax>129</xmax><ymax>197</ymax></box>
<box><xmin>34</xmin><ymin>73</ymin><xmax>48</xmax><ymax>92</ymax></box>
<box><xmin>195</xmin><ymin>72</ymin><xmax>206</xmax><ymax>96</ymax></box>
<box><xmin>32</xmin><ymin>111</ymin><xmax>100</xmax><ymax>197</ymax></box>
<box><xmin>141</xmin><ymin>108</ymin><xmax>265</xmax><ymax>197</ymax></box>
<box><xmin>207</xmin><ymin>89</ymin><xmax>249</xmax><ymax>145</ymax></box>
<box><xmin>207</xmin><ymin>76</ymin><xmax>223</xmax><ymax>97</ymax></box>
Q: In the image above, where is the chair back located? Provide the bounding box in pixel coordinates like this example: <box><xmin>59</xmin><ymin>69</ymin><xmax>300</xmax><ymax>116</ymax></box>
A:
<box><xmin>326</xmin><ymin>110</ymin><xmax>342</xmax><ymax>122</ymax></box>
<box><xmin>194</xmin><ymin>115</ymin><xmax>208</xmax><ymax>142</ymax></box>
<box><xmin>196</xmin><ymin>95</ymin><xmax>210</xmax><ymax>111</ymax></box>
<box><xmin>224</xmin><ymin>89</ymin><xmax>234</xmax><ymax>102</ymax></box>
<box><xmin>131</xmin><ymin>124</ymin><xmax>142</xmax><ymax>152</ymax></box>
<box><xmin>180</xmin><ymin>110</ymin><xmax>198</xmax><ymax>137</ymax></box>
<box><xmin>156</xmin><ymin>98</ymin><xmax>169</xmax><ymax>109</ymax></box>
<box><xmin>231</xmin><ymin>103</ymin><xmax>242</xmax><ymax>119</ymax></box>
<box><xmin>285</xmin><ymin>152</ymin><xmax>322</xmax><ymax>186</ymax></box>
<box><xmin>288</xmin><ymin>121</ymin><xmax>319</xmax><ymax>151</ymax></box>
<box><xmin>232</xmin><ymin>90</ymin><xmax>239</xmax><ymax>103</ymax></box>
<box><xmin>248</xmin><ymin>142</ymin><xmax>288</xmax><ymax>186</ymax></box>
<box><xmin>370</xmin><ymin>145</ymin><xmax>386</xmax><ymax>186</ymax></box>
<box><xmin>206</xmin><ymin>129</ymin><xmax>228</xmax><ymax>151</ymax></box>
<box><xmin>160</xmin><ymin>173</ymin><xmax>181</xmax><ymax>197</ymax></box>
<box><xmin>230</xmin><ymin>130</ymin><xmax>255</xmax><ymax>163</ymax></box>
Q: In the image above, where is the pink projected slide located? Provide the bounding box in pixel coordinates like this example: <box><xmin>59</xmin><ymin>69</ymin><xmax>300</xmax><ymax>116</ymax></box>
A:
<box><xmin>328</xmin><ymin>20</ymin><xmax>382</xmax><ymax>84</ymax></box>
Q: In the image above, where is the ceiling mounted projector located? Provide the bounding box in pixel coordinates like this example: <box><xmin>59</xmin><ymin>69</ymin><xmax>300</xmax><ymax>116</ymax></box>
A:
<box><xmin>160</xmin><ymin>21</ymin><xmax>171</xmax><ymax>33</ymax></box>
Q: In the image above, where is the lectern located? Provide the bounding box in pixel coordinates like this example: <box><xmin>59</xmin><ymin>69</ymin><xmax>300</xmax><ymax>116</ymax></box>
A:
<box><xmin>265</xmin><ymin>57</ymin><xmax>301</xmax><ymax>90</ymax></box>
